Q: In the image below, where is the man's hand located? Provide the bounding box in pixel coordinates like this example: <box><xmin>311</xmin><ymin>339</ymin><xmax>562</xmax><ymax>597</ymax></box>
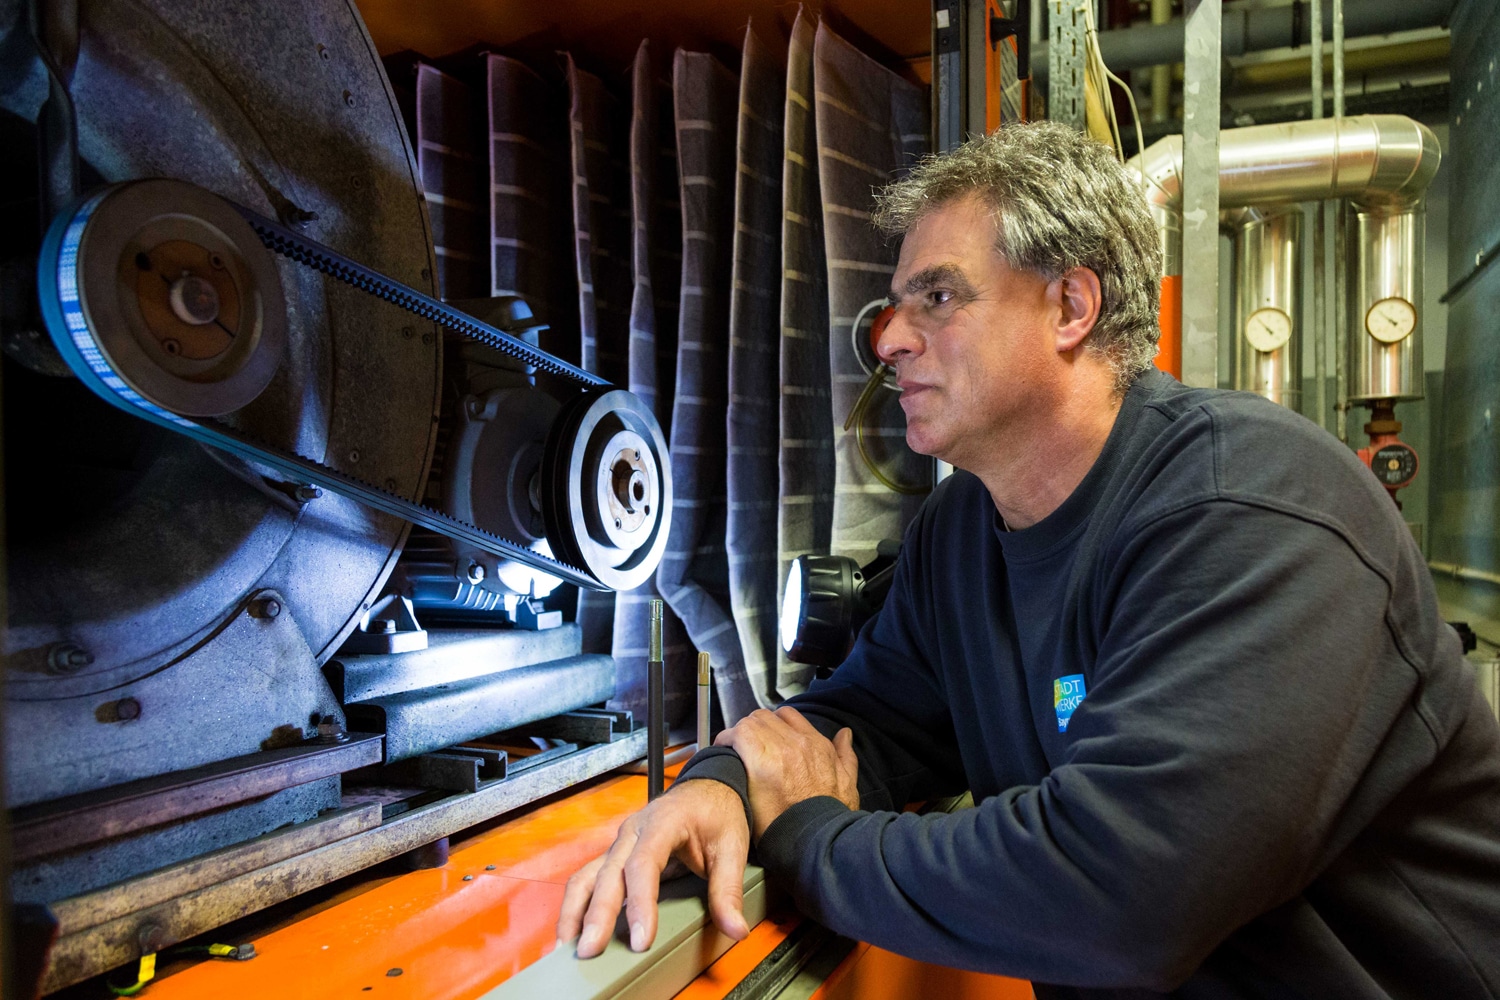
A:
<box><xmin>558</xmin><ymin>779</ymin><xmax>750</xmax><ymax>958</ymax></box>
<box><xmin>717</xmin><ymin>707</ymin><xmax>859</xmax><ymax>839</ymax></box>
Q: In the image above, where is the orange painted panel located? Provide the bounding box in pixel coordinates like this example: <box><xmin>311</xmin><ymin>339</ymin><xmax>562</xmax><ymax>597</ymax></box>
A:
<box><xmin>148</xmin><ymin>774</ymin><xmax>653</xmax><ymax>999</ymax></box>
<box><xmin>1156</xmin><ymin>274</ymin><xmax>1182</xmax><ymax>380</ymax></box>
<box><xmin>671</xmin><ymin>909</ymin><xmax>800</xmax><ymax>1000</ymax></box>
<box><xmin>810</xmin><ymin>944</ymin><xmax>1033</xmax><ymax>1000</ymax></box>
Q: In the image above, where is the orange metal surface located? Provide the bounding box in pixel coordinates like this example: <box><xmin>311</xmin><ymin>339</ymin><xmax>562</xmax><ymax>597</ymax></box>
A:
<box><xmin>810</xmin><ymin>942</ymin><xmax>1033</xmax><ymax>1000</ymax></box>
<box><xmin>670</xmin><ymin>909</ymin><xmax>799</xmax><ymax>1000</ymax></box>
<box><xmin>146</xmin><ymin>773</ymin><xmax>654</xmax><ymax>999</ymax></box>
<box><xmin>1156</xmin><ymin>274</ymin><xmax>1183</xmax><ymax>379</ymax></box>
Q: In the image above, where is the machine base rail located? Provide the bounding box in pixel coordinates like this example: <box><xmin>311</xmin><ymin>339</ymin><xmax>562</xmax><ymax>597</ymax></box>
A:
<box><xmin>37</xmin><ymin>731</ymin><xmax>648</xmax><ymax>993</ymax></box>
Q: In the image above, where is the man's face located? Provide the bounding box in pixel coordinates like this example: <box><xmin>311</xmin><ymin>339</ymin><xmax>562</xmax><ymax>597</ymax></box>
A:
<box><xmin>877</xmin><ymin>195</ymin><xmax>1060</xmax><ymax>470</ymax></box>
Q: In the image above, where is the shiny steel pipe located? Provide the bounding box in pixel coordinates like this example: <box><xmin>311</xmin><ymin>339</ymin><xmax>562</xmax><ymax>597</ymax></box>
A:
<box><xmin>1131</xmin><ymin>115</ymin><xmax>1442</xmax><ymax>225</ymax></box>
<box><xmin>1227</xmin><ymin>206</ymin><xmax>1302</xmax><ymax>408</ymax></box>
<box><xmin>1347</xmin><ymin>205</ymin><xmax>1423</xmax><ymax>401</ymax></box>
<box><xmin>1130</xmin><ymin>115</ymin><xmax>1439</xmax><ymax>400</ymax></box>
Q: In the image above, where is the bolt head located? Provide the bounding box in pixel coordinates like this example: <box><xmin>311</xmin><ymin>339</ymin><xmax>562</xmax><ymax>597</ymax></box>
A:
<box><xmin>466</xmin><ymin>561</ymin><xmax>487</xmax><ymax>584</ymax></box>
<box><xmin>294</xmin><ymin>485</ymin><xmax>323</xmax><ymax>503</ymax></box>
<box><xmin>116</xmin><ymin>697</ymin><xmax>142</xmax><ymax>721</ymax></box>
<box><xmin>46</xmin><ymin>642</ymin><xmax>94</xmax><ymax>674</ymax></box>
<box><xmin>251</xmin><ymin>597</ymin><xmax>282</xmax><ymax>619</ymax></box>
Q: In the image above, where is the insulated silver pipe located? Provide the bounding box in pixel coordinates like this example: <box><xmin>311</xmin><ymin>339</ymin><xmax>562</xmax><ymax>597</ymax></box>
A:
<box><xmin>1311</xmin><ymin>0</ymin><xmax>1328</xmax><ymax>429</ymax></box>
<box><xmin>1333</xmin><ymin>0</ymin><xmax>1348</xmax><ymax>439</ymax></box>
<box><xmin>1130</xmin><ymin>114</ymin><xmax>1440</xmax><ymax>406</ymax></box>
<box><xmin>1133</xmin><ymin>117</ymin><xmax>1441</xmax><ymax>227</ymax></box>
<box><xmin>1227</xmin><ymin>206</ymin><xmax>1302</xmax><ymax>408</ymax></box>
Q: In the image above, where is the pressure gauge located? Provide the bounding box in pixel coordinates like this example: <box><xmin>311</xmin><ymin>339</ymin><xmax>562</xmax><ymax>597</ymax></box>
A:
<box><xmin>1244</xmin><ymin>307</ymin><xmax>1292</xmax><ymax>353</ymax></box>
<box><xmin>1365</xmin><ymin>297</ymin><xmax>1417</xmax><ymax>344</ymax></box>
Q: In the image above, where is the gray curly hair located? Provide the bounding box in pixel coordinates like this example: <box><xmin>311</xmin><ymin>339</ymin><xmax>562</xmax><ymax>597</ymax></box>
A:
<box><xmin>872</xmin><ymin>122</ymin><xmax>1161</xmax><ymax>392</ymax></box>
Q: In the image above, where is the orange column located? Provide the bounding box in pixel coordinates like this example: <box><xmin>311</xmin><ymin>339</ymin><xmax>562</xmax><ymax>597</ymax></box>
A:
<box><xmin>1156</xmin><ymin>274</ymin><xmax>1182</xmax><ymax>379</ymax></box>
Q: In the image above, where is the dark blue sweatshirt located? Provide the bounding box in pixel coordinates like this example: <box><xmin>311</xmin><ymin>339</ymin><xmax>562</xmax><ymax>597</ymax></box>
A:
<box><xmin>680</xmin><ymin>369</ymin><xmax>1500</xmax><ymax>998</ymax></box>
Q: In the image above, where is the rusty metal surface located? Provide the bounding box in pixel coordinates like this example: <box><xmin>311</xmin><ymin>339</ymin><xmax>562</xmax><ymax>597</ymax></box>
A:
<box><xmin>49</xmin><ymin>804</ymin><xmax>380</xmax><ymax>935</ymax></box>
<box><xmin>12</xmin><ymin>735</ymin><xmax>380</xmax><ymax>860</ymax></box>
<box><xmin>39</xmin><ymin>732</ymin><xmax>646</xmax><ymax>992</ymax></box>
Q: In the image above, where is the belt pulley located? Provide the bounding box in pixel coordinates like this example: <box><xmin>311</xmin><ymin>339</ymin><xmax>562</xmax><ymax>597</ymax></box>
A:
<box><xmin>36</xmin><ymin>178</ymin><xmax>672</xmax><ymax>593</ymax></box>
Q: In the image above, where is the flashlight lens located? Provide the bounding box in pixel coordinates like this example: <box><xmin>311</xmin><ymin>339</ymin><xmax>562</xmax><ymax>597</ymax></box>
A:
<box><xmin>780</xmin><ymin>558</ymin><xmax>804</xmax><ymax>653</ymax></box>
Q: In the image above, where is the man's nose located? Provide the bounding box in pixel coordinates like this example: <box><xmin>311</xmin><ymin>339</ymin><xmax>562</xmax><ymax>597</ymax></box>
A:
<box><xmin>874</xmin><ymin>303</ymin><xmax>922</xmax><ymax>365</ymax></box>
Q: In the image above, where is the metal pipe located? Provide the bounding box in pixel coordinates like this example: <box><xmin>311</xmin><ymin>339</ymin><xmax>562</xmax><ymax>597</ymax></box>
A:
<box><xmin>1311</xmin><ymin>0</ymin><xmax>1326</xmax><ymax>430</ymax></box>
<box><xmin>1332</xmin><ymin>0</ymin><xmax>1347</xmax><ymax>440</ymax></box>
<box><xmin>1226</xmin><ymin>206</ymin><xmax>1302</xmax><ymax>408</ymax></box>
<box><xmin>1032</xmin><ymin>0</ymin><xmax>1453</xmax><ymax>80</ymax></box>
<box><xmin>647</xmin><ymin>598</ymin><xmax>664</xmax><ymax>800</ymax></box>
<box><xmin>1131</xmin><ymin>115</ymin><xmax>1440</xmax><ymax>412</ymax></box>
<box><xmin>696</xmin><ymin>651</ymin><xmax>711</xmax><ymax>752</ymax></box>
<box><xmin>1149</xmin><ymin>0</ymin><xmax>1172</xmax><ymax>123</ymax></box>
<box><xmin>1132</xmin><ymin>116</ymin><xmax>1441</xmax><ymax>222</ymax></box>
<box><xmin>1429</xmin><ymin>561</ymin><xmax>1500</xmax><ymax>590</ymax></box>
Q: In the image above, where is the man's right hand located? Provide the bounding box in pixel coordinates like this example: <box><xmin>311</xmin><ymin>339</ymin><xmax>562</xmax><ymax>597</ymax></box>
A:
<box><xmin>557</xmin><ymin>778</ymin><xmax>751</xmax><ymax>958</ymax></box>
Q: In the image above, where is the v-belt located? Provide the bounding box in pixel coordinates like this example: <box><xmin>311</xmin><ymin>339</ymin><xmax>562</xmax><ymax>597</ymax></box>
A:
<box><xmin>39</xmin><ymin>187</ymin><xmax>613</xmax><ymax>591</ymax></box>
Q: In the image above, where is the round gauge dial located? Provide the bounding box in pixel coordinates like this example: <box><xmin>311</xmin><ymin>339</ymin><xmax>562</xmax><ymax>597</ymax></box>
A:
<box><xmin>1244</xmin><ymin>307</ymin><xmax>1292</xmax><ymax>353</ymax></box>
<box><xmin>1371</xmin><ymin>443</ymin><xmax>1418</xmax><ymax>488</ymax></box>
<box><xmin>1365</xmin><ymin>297</ymin><xmax>1417</xmax><ymax>344</ymax></box>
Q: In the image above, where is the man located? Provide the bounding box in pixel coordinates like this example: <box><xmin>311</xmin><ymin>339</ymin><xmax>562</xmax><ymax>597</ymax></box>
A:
<box><xmin>559</xmin><ymin>122</ymin><xmax>1500</xmax><ymax>997</ymax></box>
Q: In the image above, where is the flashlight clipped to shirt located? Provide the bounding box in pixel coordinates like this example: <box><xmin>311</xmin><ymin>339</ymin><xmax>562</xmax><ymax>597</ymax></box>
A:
<box><xmin>779</xmin><ymin>539</ymin><xmax>901</xmax><ymax>674</ymax></box>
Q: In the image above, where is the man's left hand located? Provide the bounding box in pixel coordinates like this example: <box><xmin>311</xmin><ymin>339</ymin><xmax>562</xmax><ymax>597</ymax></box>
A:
<box><xmin>716</xmin><ymin>707</ymin><xmax>860</xmax><ymax>839</ymax></box>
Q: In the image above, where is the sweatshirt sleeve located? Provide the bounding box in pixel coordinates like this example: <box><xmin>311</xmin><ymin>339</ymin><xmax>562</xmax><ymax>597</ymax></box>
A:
<box><xmin>675</xmin><ymin>520</ymin><xmax>970</xmax><ymax>814</ymax></box>
<box><xmin>754</xmin><ymin>500</ymin><xmax>1453</xmax><ymax>991</ymax></box>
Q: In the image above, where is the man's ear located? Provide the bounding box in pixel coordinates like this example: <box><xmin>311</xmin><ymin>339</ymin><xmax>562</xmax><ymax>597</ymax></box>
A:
<box><xmin>1053</xmin><ymin>267</ymin><xmax>1102</xmax><ymax>354</ymax></box>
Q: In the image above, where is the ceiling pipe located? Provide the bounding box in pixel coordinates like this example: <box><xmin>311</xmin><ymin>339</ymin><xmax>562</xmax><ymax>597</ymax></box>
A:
<box><xmin>1033</xmin><ymin>0</ymin><xmax>1454</xmax><ymax>80</ymax></box>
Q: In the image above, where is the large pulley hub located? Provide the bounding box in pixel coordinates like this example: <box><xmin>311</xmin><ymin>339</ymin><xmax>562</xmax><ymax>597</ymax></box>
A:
<box><xmin>45</xmin><ymin>178</ymin><xmax>287</xmax><ymax>417</ymax></box>
<box><xmin>542</xmin><ymin>389</ymin><xmax>672</xmax><ymax>592</ymax></box>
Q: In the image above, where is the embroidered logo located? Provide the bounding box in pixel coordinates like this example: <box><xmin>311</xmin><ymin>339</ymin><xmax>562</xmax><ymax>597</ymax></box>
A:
<box><xmin>1054</xmin><ymin>674</ymin><xmax>1087</xmax><ymax>732</ymax></box>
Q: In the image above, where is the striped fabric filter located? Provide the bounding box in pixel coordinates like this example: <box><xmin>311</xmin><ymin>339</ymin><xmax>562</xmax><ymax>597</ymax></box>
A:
<box><xmin>612</xmin><ymin>40</ymin><xmax>695</xmax><ymax>732</ymax></box>
<box><xmin>564</xmin><ymin>55</ymin><xmax>633</xmax><ymax>655</ymax></box>
<box><xmin>774</xmin><ymin>11</ymin><xmax>835</xmax><ymax>701</ymax></box>
<box><xmin>415</xmin><ymin>63</ymin><xmax>487</xmax><ymax>300</ymax></box>
<box><xmin>725</xmin><ymin>23</ymin><xmax>786</xmax><ymax>712</ymax></box>
<box><xmin>813</xmin><ymin>24</ymin><xmax>932</xmax><ymax>569</ymax></box>
<box><xmin>484</xmin><ymin>54</ymin><xmax>576</xmax><ymax>358</ymax></box>
<box><xmin>656</xmin><ymin>50</ymin><xmax>759</xmax><ymax>725</ymax></box>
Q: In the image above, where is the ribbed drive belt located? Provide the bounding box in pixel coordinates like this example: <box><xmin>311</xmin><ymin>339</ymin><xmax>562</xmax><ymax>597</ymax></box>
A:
<box><xmin>41</xmin><ymin>189</ymin><xmax>611</xmax><ymax>590</ymax></box>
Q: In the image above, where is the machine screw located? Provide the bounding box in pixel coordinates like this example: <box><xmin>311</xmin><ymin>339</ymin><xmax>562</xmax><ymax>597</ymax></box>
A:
<box><xmin>287</xmin><ymin>208</ymin><xmax>319</xmax><ymax>230</ymax></box>
<box><xmin>462</xmin><ymin>874</ymin><xmax>474</xmax><ymax>881</ymax></box>
<box><xmin>46</xmin><ymin>642</ymin><xmax>94</xmax><ymax>675</ymax></box>
<box><xmin>250</xmin><ymin>597</ymin><xmax>282</xmax><ymax>619</ymax></box>
<box><xmin>466</xmin><ymin>561</ymin><xmax>486</xmax><ymax>584</ymax></box>
<box><xmin>115</xmin><ymin>698</ymin><xmax>142</xmax><ymax>722</ymax></box>
<box><xmin>343</xmin><ymin>90</ymin><xmax>357</xmax><ymax>107</ymax></box>
<box><xmin>315</xmin><ymin>714</ymin><xmax>349</xmax><ymax>744</ymax></box>
<box><xmin>317</xmin><ymin>43</ymin><xmax>330</xmax><ymax>60</ymax></box>
<box><xmin>138</xmin><ymin>923</ymin><xmax>168</xmax><ymax>954</ymax></box>
<box><xmin>294</xmin><ymin>484</ymin><xmax>323</xmax><ymax>503</ymax></box>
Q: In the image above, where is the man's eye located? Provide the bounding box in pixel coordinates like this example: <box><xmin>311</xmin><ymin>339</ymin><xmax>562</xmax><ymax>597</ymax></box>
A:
<box><xmin>927</xmin><ymin>289</ymin><xmax>953</xmax><ymax>307</ymax></box>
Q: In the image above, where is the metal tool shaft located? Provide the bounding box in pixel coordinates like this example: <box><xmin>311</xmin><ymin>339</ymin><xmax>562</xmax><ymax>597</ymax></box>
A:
<box><xmin>647</xmin><ymin>599</ymin><xmax>665</xmax><ymax>799</ymax></box>
<box><xmin>696</xmin><ymin>652</ymin><xmax>711</xmax><ymax>753</ymax></box>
